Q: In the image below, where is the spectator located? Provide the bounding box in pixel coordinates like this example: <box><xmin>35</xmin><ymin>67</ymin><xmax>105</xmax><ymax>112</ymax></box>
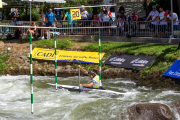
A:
<box><xmin>157</xmin><ymin>6</ymin><xmax>167</xmax><ymax>38</ymax></box>
<box><xmin>77</xmin><ymin>4</ymin><xmax>82</xmax><ymax>32</ymax></box>
<box><xmin>127</xmin><ymin>12</ymin><xmax>135</xmax><ymax>35</ymax></box>
<box><xmin>91</xmin><ymin>15</ymin><xmax>99</xmax><ymax>27</ymax></box>
<box><xmin>167</xmin><ymin>11</ymin><xmax>179</xmax><ymax>38</ymax></box>
<box><xmin>132</xmin><ymin>12</ymin><xmax>139</xmax><ymax>31</ymax></box>
<box><xmin>86</xmin><ymin>8</ymin><xmax>92</xmax><ymax>34</ymax></box>
<box><xmin>145</xmin><ymin>5</ymin><xmax>159</xmax><ymax>36</ymax></box>
<box><xmin>26</xmin><ymin>22</ymin><xmax>36</xmax><ymax>39</ymax></box>
<box><xmin>14</xmin><ymin>8</ymin><xmax>24</xmax><ymax>39</ymax></box>
<box><xmin>100</xmin><ymin>10</ymin><xmax>111</xmax><ymax>36</ymax></box>
<box><xmin>117</xmin><ymin>17</ymin><xmax>124</xmax><ymax>36</ymax></box>
<box><xmin>116</xmin><ymin>11</ymin><xmax>121</xmax><ymax>19</ymax></box>
<box><xmin>38</xmin><ymin>21</ymin><xmax>49</xmax><ymax>40</ymax></box>
<box><xmin>80</xmin><ymin>5</ymin><xmax>88</xmax><ymax>35</ymax></box>
<box><xmin>54</xmin><ymin>3</ymin><xmax>64</xmax><ymax>27</ymax></box>
<box><xmin>104</xmin><ymin>6</ymin><xmax>112</xmax><ymax>18</ymax></box>
<box><xmin>40</xmin><ymin>10</ymin><xmax>46</xmax><ymax>22</ymax></box>
<box><xmin>98</xmin><ymin>9</ymin><xmax>103</xmax><ymax>26</ymax></box>
<box><xmin>45</xmin><ymin>8</ymin><xmax>57</xmax><ymax>27</ymax></box>
<box><xmin>63</xmin><ymin>9</ymin><xmax>75</xmax><ymax>34</ymax></box>
<box><xmin>119</xmin><ymin>3</ymin><xmax>125</xmax><ymax>14</ymax></box>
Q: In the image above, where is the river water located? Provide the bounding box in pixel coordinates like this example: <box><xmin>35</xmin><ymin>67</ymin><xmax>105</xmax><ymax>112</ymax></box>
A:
<box><xmin>0</xmin><ymin>75</ymin><xmax>180</xmax><ymax>120</ymax></box>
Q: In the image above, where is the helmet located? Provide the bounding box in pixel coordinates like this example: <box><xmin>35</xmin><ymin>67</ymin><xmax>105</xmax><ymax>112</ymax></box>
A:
<box><xmin>132</xmin><ymin>12</ymin><xmax>135</xmax><ymax>15</ymax></box>
<box><xmin>88</xmin><ymin>71</ymin><xmax>95</xmax><ymax>75</ymax></box>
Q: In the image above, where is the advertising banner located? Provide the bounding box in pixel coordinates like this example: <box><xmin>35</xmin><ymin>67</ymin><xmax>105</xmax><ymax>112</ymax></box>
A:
<box><xmin>30</xmin><ymin>48</ymin><xmax>105</xmax><ymax>63</ymax></box>
<box><xmin>104</xmin><ymin>54</ymin><xmax>156</xmax><ymax>69</ymax></box>
<box><xmin>163</xmin><ymin>60</ymin><xmax>180</xmax><ymax>79</ymax></box>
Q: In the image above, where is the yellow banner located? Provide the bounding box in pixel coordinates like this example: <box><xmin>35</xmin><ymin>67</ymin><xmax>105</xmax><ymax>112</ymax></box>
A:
<box><xmin>30</xmin><ymin>48</ymin><xmax>105</xmax><ymax>63</ymax></box>
<box><xmin>0</xmin><ymin>0</ymin><xmax>2</xmax><ymax>8</ymax></box>
<box><xmin>70</xmin><ymin>9</ymin><xmax>81</xmax><ymax>20</ymax></box>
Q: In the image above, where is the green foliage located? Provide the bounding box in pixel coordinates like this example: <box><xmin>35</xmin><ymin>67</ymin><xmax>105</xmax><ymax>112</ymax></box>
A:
<box><xmin>0</xmin><ymin>54</ymin><xmax>9</xmax><ymax>74</ymax></box>
<box><xmin>149</xmin><ymin>0</ymin><xmax>170</xmax><ymax>10</ymax></box>
<box><xmin>33</xmin><ymin>37</ymin><xmax>73</xmax><ymax>49</ymax></box>
<box><xmin>91</xmin><ymin>35</ymin><xmax>95</xmax><ymax>43</ymax></box>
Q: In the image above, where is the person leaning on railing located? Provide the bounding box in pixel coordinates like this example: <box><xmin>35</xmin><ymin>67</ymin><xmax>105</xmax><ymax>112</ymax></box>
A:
<box><xmin>63</xmin><ymin>9</ymin><xmax>75</xmax><ymax>35</ymax></box>
<box><xmin>100</xmin><ymin>10</ymin><xmax>111</xmax><ymax>36</ymax></box>
<box><xmin>117</xmin><ymin>16</ymin><xmax>124</xmax><ymax>36</ymax></box>
<box><xmin>127</xmin><ymin>12</ymin><xmax>135</xmax><ymax>36</ymax></box>
<box><xmin>80</xmin><ymin>5</ymin><xmax>88</xmax><ymax>35</ymax></box>
<box><xmin>157</xmin><ymin>6</ymin><xmax>167</xmax><ymax>38</ymax></box>
<box><xmin>145</xmin><ymin>5</ymin><xmax>159</xmax><ymax>37</ymax></box>
<box><xmin>86</xmin><ymin>7</ymin><xmax>92</xmax><ymax>34</ymax></box>
<box><xmin>132</xmin><ymin>12</ymin><xmax>139</xmax><ymax>32</ymax></box>
<box><xmin>167</xmin><ymin>10</ymin><xmax>179</xmax><ymax>38</ymax></box>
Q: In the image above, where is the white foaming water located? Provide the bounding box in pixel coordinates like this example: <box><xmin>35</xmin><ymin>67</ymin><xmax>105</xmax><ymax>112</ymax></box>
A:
<box><xmin>0</xmin><ymin>75</ymin><xmax>180</xmax><ymax>120</ymax></box>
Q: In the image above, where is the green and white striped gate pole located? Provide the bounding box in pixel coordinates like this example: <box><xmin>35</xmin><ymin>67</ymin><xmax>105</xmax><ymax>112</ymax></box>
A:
<box><xmin>99</xmin><ymin>31</ymin><xmax>102</xmax><ymax>86</ymax></box>
<box><xmin>54</xmin><ymin>33</ymin><xmax>57</xmax><ymax>90</ymax></box>
<box><xmin>30</xmin><ymin>34</ymin><xmax>33</xmax><ymax>114</ymax></box>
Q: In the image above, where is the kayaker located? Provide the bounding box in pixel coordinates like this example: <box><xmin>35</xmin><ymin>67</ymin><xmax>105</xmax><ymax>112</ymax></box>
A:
<box><xmin>78</xmin><ymin>65</ymin><xmax>101</xmax><ymax>89</ymax></box>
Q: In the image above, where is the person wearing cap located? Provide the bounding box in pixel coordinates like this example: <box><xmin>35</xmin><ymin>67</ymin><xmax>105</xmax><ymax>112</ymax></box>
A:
<box><xmin>145</xmin><ymin>5</ymin><xmax>159</xmax><ymax>36</ymax></box>
<box><xmin>78</xmin><ymin>65</ymin><xmax>101</xmax><ymax>89</ymax></box>
<box><xmin>132</xmin><ymin>12</ymin><xmax>139</xmax><ymax>32</ymax></box>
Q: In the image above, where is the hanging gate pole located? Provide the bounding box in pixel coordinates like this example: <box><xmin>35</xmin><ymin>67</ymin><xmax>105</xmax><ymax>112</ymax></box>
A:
<box><xmin>99</xmin><ymin>31</ymin><xmax>102</xmax><ymax>86</ymax></box>
<box><xmin>30</xmin><ymin>34</ymin><xmax>33</xmax><ymax>114</ymax></box>
<box><xmin>54</xmin><ymin>33</ymin><xmax>57</xmax><ymax>90</ymax></box>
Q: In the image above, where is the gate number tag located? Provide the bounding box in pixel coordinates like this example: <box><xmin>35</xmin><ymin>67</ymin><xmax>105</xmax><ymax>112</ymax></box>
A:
<box><xmin>70</xmin><ymin>9</ymin><xmax>81</xmax><ymax>20</ymax></box>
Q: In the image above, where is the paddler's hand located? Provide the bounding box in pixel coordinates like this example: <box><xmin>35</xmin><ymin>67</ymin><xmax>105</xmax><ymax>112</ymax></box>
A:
<box><xmin>78</xmin><ymin>84</ymin><xmax>83</xmax><ymax>87</ymax></box>
<box><xmin>78</xmin><ymin>65</ymin><xmax>81</xmax><ymax>68</ymax></box>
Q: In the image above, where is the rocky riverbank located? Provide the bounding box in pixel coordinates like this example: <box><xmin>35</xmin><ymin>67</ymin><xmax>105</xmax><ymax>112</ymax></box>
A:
<box><xmin>0</xmin><ymin>40</ymin><xmax>180</xmax><ymax>91</ymax></box>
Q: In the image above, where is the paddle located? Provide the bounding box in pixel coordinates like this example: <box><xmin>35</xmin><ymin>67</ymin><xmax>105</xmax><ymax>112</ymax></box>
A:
<box><xmin>78</xmin><ymin>67</ymin><xmax>81</xmax><ymax>93</ymax></box>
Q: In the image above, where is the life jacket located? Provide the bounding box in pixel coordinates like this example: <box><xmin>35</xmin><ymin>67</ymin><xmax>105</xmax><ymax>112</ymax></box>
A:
<box><xmin>91</xmin><ymin>75</ymin><xmax>101</xmax><ymax>89</ymax></box>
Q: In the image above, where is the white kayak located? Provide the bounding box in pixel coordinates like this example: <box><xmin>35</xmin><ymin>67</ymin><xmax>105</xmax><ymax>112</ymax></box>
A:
<box><xmin>47</xmin><ymin>83</ymin><xmax>135</xmax><ymax>95</ymax></box>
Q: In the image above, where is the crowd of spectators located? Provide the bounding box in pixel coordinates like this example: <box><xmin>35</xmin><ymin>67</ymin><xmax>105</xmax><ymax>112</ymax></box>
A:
<box><xmin>10</xmin><ymin>3</ymin><xmax>180</xmax><ymax>39</ymax></box>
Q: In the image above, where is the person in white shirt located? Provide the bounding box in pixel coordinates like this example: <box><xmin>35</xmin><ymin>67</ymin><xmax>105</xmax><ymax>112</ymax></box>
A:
<box><xmin>157</xmin><ymin>6</ymin><xmax>168</xmax><ymax>38</ymax></box>
<box><xmin>145</xmin><ymin>5</ymin><xmax>159</xmax><ymax>35</ymax></box>
<box><xmin>117</xmin><ymin>17</ymin><xmax>124</xmax><ymax>35</ymax></box>
<box><xmin>167</xmin><ymin>11</ymin><xmax>179</xmax><ymax>38</ymax></box>
<box><xmin>80</xmin><ymin>5</ymin><xmax>88</xmax><ymax>35</ymax></box>
<box><xmin>100</xmin><ymin>10</ymin><xmax>111</xmax><ymax>36</ymax></box>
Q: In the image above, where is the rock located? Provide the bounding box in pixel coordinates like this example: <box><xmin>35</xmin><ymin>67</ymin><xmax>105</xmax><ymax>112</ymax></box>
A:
<box><xmin>163</xmin><ymin>62</ymin><xmax>167</xmax><ymax>66</ymax></box>
<box><xmin>20</xmin><ymin>56</ymin><xmax>27</xmax><ymax>60</ymax></box>
<box><xmin>24</xmin><ymin>62</ymin><xmax>29</xmax><ymax>66</ymax></box>
<box><xmin>23</xmin><ymin>66</ymin><xmax>29</xmax><ymax>70</ymax></box>
<box><xmin>27</xmin><ymin>53</ymin><xmax>30</xmax><ymax>57</ymax></box>
<box><xmin>172</xmin><ymin>101</ymin><xmax>180</xmax><ymax>116</ymax></box>
<box><xmin>57</xmin><ymin>66</ymin><xmax>62</xmax><ymax>72</ymax></box>
<box><xmin>65</xmin><ymin>65</ymin><xmax>71</xmax><ymax>69</ymax></box>
<box><xmin>18</xmin><ymin>66</ymin><xmax>23</xmax><ymax>71</ymax></box>
<box><xmin>127</xmin><ymin>103</ymin><xmax>174</xmax><ymax>120</ymax></box>
<box><xmin>57</xmin><ymin>62</ymin><xmax>63</xmax><ymax>66</ymax></box>
<box><xmin>37</xmin><ymin>67</ymin><xmax>41</xmax><ymax>72</ymax></box>
<box><xmin>42</xmin><ymin>68</ymin><xmax>47</xmax><ymax>73</ymax></box>
<box><xmin>10</xmin><ymin>67</ymin><xmax>14</xmax><ymax>70</ymax></box>
<box><xmin>43</xmin><ymin>62</ymin><xmax>48</xmax><ymax>65</ymax></box>
<box><xmin>22</xmin><ymin>49</ymin><xmax>26</xmax><ymax>52</ymax></box>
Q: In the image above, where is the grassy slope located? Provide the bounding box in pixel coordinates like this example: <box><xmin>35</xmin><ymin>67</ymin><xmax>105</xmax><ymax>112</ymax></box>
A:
<box><xmin>83</xmin><ymin>41</ymin><xmax>180</xmax><ymax>75</ymax></box>
<box><xmin>0</xmin><ymin>54</ymin><xmax>8</xmax><ymax>74</ymax></box>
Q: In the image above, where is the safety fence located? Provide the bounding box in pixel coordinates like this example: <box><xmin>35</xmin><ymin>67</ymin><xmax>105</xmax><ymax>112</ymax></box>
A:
<box><xmin>0</xmin><ymin>20</ymin><xmax>179</xmax><ymax>38</ymax></box>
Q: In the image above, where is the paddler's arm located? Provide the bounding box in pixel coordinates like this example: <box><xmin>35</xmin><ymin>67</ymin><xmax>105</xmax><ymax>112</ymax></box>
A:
<box><xmin>78</xmin><ymin>65</ymin><xmax>88</xmax><ymax>74</ymax></box>
<box><xmin>79</xmin><ymin>82</ymin><xmax>94</xmax><ymax>87</ymax></box>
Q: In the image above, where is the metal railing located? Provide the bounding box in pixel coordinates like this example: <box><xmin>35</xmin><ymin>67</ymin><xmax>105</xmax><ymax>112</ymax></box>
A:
<box><xmin>0</xmin><ymin>20</ymin><xmax>179</xmax><ymax>38</ymax></box>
